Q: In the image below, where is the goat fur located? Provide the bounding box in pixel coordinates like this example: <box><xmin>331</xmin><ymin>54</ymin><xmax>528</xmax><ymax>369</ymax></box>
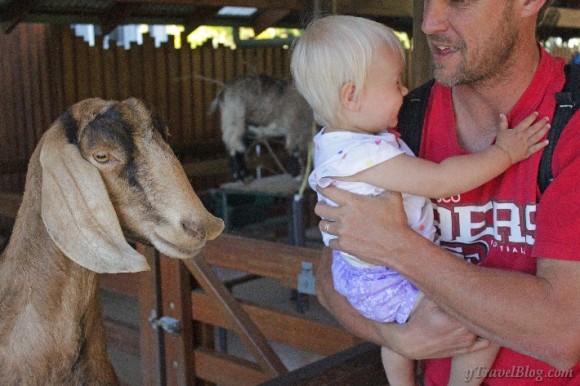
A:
<box><xmin>0</xmin><ymin>97</ymin><xmax>224</xmax><ymax>385</ymax></box>
<box><xmin>209</xmin><ymin>74</ymin><xmax>314</xmax><ymax>181</ymax></box>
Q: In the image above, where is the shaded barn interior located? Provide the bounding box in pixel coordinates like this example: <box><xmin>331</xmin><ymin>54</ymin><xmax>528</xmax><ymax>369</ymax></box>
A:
<box><xmin>0</xmin><ymin>23</ymin><xmax>294</xmax><ymax>188</ymax></box>
<box><xmin>1</xmin><ymin>1</ymin><xmax>579</xmax><ymax>385</ymax></box>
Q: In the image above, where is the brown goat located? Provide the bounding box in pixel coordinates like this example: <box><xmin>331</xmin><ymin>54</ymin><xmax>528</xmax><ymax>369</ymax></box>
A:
<box><xmin>0</xmin><ymin>98</ymin><xmax>224</xmax><ymax>385</ymax></box>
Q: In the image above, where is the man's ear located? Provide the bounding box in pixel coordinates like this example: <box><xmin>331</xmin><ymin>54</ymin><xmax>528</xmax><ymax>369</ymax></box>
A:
<box><xmin>340</xmin><ymin>81</ymin><xmax>360</xmax><ymax>112</ymax></box>
<box><xmin>519</xmin><ymin>0</ymin><xmax>547</xmax><ymax>18</ymax></box>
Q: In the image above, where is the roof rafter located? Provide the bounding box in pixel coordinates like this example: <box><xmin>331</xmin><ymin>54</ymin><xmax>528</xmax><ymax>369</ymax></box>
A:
<box><xmin>252</xmin><ymin>9</ymin><xmax>291</xmax><ymax>36</ymax></box>
<box><xmin>332</xmin><ymin>0</ymin><xmax>413</xmax><ymax>18</ymax></box>
<box><xmin>182</xmin><ymin>6</ymin><xmax>221</xmax><ymax>36</ymax></box>
<box><xmin>101</xmin><ymin>2</ymin><xmax>137</xmax><ymax>36</ymax></box>
<box><xmin>115</xmin><ymin>0</ymin><xmax>310</xmax><ymax>11</ymax></box>
<box><xmin>0</xmin><ymin>0</ymin><xmax>35</xmax><ymax>34</ymax></box>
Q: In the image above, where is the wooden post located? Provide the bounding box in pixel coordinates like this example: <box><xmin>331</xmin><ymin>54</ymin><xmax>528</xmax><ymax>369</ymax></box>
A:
<box><xmin>411</xmin><ymin>0</ymin><xmax>432</xmax><ymax>88</ymax></box>
<box><xmin>159</xmin><ymin>257</ymin><xmax>197</xmax><ymax>386</ymax></box>
<box><xmin>137</xmin><ymin>244</ymin><xmax>165</xmax><ymax>386</ymax></box>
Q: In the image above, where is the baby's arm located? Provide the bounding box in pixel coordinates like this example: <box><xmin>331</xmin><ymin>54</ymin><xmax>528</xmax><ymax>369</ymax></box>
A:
<box><xmin>342</xmin><ymin>112</ymin><xmax>549</xmax><ymax>198</ymax></box>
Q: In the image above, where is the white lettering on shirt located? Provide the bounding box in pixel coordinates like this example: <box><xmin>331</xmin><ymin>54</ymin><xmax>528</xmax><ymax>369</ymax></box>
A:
<box><xmin>434</xmin><ymin>196</ymin><xmax>537</xmax><ymax>264</ymax></box>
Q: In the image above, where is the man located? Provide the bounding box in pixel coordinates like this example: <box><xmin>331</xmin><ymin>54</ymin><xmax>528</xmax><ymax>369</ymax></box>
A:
<box><xmin>314</xmin><ymin>0</ymin><xmax>580</xmax><ymax>384</ymax></box>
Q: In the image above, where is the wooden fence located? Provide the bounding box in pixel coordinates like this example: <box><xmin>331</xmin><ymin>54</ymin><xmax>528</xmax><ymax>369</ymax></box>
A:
<box><xmin>137</xmin><ymin>234</ymin><xmax>364</xmax><ymax>386</ymax></box>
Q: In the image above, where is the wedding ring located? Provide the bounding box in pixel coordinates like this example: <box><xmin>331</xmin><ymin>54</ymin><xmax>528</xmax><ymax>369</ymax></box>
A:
<box><xmin>324</xmin><ymin>222</ymin><xmax>330</xmax><ymax>233</ymax></box>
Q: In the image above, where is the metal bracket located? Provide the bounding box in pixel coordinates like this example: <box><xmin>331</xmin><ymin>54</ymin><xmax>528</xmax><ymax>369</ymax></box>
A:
<box><xmin>148</xmin><ymin>310</ymin><xmax>182</xmax><ymax>335</ymax></box>
<box><xmin>297</xmin><ymin>261</ymin><xmax>316</xmax><ymax>295</ymax></box>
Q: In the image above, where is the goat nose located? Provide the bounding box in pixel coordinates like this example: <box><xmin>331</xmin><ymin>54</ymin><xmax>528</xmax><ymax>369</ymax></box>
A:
<box><xmin>181</xmin><ymin>219</ymin><xmax>205</xmax><ymax>238</ymax></box>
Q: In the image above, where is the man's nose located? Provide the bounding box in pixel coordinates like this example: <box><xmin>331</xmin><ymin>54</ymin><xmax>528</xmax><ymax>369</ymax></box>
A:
<box><xmin>422</xmin><ymin>0</ymin><xmax>450</xmax><ymax>35</ymax></box>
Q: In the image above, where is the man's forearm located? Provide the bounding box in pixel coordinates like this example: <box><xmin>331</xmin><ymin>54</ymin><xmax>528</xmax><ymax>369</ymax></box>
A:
<box><xmin>316</xmin><ymin>187</ymin><xmax>579</xmax><ymax>368</ymax></box>
<box><xmin>382</xmin><ymin>232</ymin><xmax>580</xmax><ymax>369</ymax></box>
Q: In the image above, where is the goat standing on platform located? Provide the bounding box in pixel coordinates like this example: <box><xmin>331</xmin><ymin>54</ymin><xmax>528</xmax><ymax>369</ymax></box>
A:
<box><xmin>0</xmin><ymin>98</ymin><xmax>224</xmax><ymax>385</ymax></box>
<box><xmin>209</xmin><ymin>74</ymin><xmax>315</xmax><ymax>182</ymax></box>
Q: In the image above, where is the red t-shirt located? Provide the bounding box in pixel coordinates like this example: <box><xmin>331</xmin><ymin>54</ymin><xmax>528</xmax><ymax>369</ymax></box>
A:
<box><xmin>420</xmin><ymin>49</ymin><xmax>580</xmax><ymax>385</ymax></box>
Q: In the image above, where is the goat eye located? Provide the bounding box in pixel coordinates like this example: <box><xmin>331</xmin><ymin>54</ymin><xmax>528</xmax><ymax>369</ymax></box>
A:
<box><xmin>94</xmin><ymin>152</ymin><xmax>109</xmax><ymax>163</ymax></box>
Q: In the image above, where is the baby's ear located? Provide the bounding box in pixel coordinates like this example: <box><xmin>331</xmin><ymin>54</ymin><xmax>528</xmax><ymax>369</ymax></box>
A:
<box><xmin>340</xmin><ymin>81</ymin><xmax>360</xmax><ymax>111</ymax></box>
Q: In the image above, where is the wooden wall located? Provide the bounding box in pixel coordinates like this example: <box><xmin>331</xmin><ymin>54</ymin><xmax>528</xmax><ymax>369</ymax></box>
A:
<box><xmin>0</xmin><ymin>24</ymin><xmax>60</xmax><ymax>192</ymax></box>
<box><xmin>0</xmin><ymin>23</ymin><xmax>293</xmax><ymax>195</ymax></box>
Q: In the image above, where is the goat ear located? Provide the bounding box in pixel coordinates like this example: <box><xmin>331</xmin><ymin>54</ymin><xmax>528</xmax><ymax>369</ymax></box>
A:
<box><xmin>39</xmin><ymin>124</ymin><xmax>150</xmax><ymax>274</ymax></box>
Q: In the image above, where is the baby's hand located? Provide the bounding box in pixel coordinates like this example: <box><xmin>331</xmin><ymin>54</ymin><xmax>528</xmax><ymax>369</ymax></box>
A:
<box><xmin>495</xmin><ymin>112</ymin><xmax>550</xmax><ymax>164</ymax></box>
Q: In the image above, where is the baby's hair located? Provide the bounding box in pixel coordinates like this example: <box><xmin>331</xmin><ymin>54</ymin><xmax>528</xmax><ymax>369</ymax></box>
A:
<box><xmin>291</xmin><ymin>15</ymin><xmax>405</xmax><ymax>129</ymax></box>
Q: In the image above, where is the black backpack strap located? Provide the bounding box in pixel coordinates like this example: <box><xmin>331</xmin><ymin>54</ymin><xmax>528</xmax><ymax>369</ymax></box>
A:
<box><xmin>398</xmin><ymin>79</ymin><xmax>435</xmax><ymax>155</ymax></box>
<box><xmin>538</xmin><ymin>64</ymin><xmax>580</xmax><ymax>193</ymax></box>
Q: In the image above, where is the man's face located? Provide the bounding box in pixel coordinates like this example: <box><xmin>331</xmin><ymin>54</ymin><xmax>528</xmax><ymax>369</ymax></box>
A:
<box><xmin>422</xmin><ymin>0</ymin><xmax>520</xmax><ymax>87</ymax></box>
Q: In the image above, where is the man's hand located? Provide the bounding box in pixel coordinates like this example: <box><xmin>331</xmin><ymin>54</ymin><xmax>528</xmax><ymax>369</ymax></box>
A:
<box><xmin>315</xmin><ymin>248</ymin><xmax>489</xmax><ymax>359</ymax></box>
<box><xmin>315</xmin><ymin>186</ymin><xmax>415</xmax><ymax>267</ymax></box>
<box><xmin>393</xmin><ymin>298</ymin><xmax>490</xmax><ymax>359</ymax></box>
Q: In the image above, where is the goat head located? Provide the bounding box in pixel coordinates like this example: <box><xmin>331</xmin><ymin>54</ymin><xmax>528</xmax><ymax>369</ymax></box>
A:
<box><xmin>39</xmin><ymin>97</ymin><xmax>224</xmax><ymax>273</ymax></box>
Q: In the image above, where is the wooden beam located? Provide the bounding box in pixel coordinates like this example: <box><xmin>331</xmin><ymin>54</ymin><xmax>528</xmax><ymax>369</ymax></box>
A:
<box><xmin>253</xmin><ymin>9</ymin><xmax>291</xmax><ymax>36</ymax></box>
<box><xmin>183</xmin><ymin>6</ymin><xmax>222</xmax><ymax>35</ymax></box>
<box><xmin>198</xmin><ymin>234</ymin><xmax>321</xmax><ymax>289</ymax></box>
<box><xmin>410</xmin><ymin>0</ymin><xmax>432</xmax><ymax>88</ymax></box>
<box><xmin>194</xmin><ymin>347</ymin><xmax>270</xmax><ymax>385</ymax></box>
<box><xmin>191</xmin><ymin>291</ymin><xmax>361</xmax><ymax>356</ymax></box>
<box><xmin>116</xmin><ymin>0</ymin><xmax>309</xmax><ymax>11</ymax></box>
<box><xmin>0</xmin><ymin>0</ymin><xmax>34</xmax><ymax>34</ymax></box>
<box><xmin>180</xmin><ymin>154</ymin><xmax>289</xmax><ymax>180</ymax></box>
<box><xmin>136</xmin><ymin>245</ymin><xmax>165</xmax><ymax>386</ymax></box>
<box><xmin>259</xmin><ymin>342</ymin><xmax>385</xmax><ymax>386</ymax></box>
<box><xmin>332</xmin><ymin>0</ymin><xmax>413</xmax><ymax>18</ymax></box>
<box><xmin>101</xmin><ymin>2</ymin><xmax>136</xmax><ymax>36</ymax></box>
<box><xmin>158</xmin><ymin>258</ymin><xmax>197</xmax><ymax>386</ymax></box>
<box><xmin>100</xmin><ymin>272</ymin><xmax>144</xmax><ymax>297</ymax></box>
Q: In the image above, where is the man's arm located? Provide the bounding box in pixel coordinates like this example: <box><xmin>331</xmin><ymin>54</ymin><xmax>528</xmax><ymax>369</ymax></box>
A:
<box><xmin>316</xmin><ymin>187</ymin><xmax>580</xmax><ymax>370</ymax></box>
<box><xmin>315</xmin><ymin>247</ymin><xmax>490</xmax><ymax>359</ymax></box>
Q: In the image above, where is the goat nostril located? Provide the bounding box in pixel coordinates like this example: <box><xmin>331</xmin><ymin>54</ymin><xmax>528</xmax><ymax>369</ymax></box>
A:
<box><xmin>181</xmin><ymin>219</ymin><xmax>204</xmax><ymax>238</ymax></box>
